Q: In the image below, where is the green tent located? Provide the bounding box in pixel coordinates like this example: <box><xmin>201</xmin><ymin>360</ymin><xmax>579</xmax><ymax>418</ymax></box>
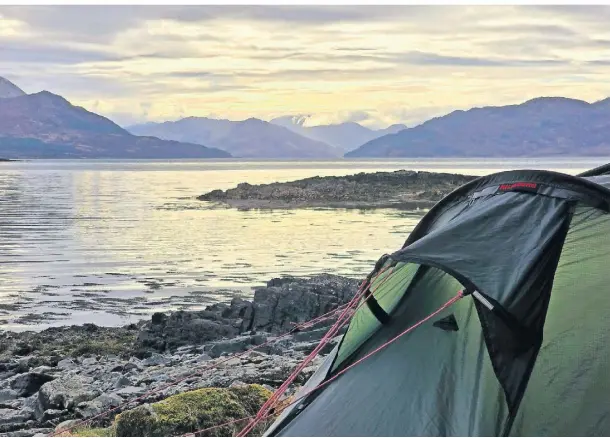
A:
<box><xmin>265</xmin><ymin>164</ymin><xmax>610</xmax><ymax>436</ymax></box>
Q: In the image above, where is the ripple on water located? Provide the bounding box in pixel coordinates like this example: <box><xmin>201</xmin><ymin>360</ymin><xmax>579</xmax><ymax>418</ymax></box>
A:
<box><xmin>2</xmin><ymin>158</ymin><xmax>600</xmax><ymax>330</ymax></box>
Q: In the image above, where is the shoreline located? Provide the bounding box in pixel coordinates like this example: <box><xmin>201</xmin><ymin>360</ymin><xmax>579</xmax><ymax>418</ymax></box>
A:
<box><xmin>0</xmin><ymin>274</ymin><xmax>358</xmax><ymax>436</ymax></box>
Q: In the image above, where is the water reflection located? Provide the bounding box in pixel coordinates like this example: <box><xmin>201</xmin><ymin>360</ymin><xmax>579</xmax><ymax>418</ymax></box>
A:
<box><xmin>0</xmin><ymin>158</ymin><xmax>605</xmax><ymax>330</ymax></box>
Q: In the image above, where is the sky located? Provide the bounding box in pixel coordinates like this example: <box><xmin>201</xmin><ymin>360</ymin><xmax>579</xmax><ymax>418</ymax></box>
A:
<box><xmin>2</xmin><ymin>5</ymin><xmax>610</xmax><ymax>128</ymax></box>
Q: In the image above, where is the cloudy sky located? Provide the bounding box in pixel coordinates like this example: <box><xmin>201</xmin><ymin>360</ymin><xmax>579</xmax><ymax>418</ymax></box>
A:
<box><xmin>2</xmin><ymin>5</ymin><xmax>610</xmax><ymax>128</ymax></box>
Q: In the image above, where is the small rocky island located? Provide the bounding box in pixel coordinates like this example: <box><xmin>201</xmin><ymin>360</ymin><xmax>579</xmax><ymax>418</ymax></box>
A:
<box><xmin>0</xmin><ymin>275</ymin><xmax>359</xmax><ymax>437</ymax></box>
<box><xmin>198</xmin><ymin>170</ymin><xmax>477</xmax><ymax>210</ymax></box>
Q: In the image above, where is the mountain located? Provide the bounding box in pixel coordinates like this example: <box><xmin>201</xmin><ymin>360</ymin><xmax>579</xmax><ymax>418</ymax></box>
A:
<box><xmin>377</xmin><ymin>123</ymin><xmax>408</xmax><ymax>136</ymax></box>
<box><xmin>0</xmin><ymin>77</ymin><xmax>26</xmax><ymax>99</ymax></box>
<box><xmin>346</xmin><ymin>97</ymin><xmax>610</xmax><ymax>158</ymax></box>
<box><xmin>128</xmin><ymin>117</ymin><xmax>342</xmax><ymax>158</ymax></box>
<box><xmin>0</xmin><ymin>91</ymin><xmax>230</xmax><ymax>159</ymax></box>
<box><xmin>269</xmin><ymin>116</ymin><xmax>407</xmax><ymax>152</ymax></box>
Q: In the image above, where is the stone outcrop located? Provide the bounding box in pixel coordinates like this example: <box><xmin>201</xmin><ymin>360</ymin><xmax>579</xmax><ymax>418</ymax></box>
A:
<box><xmin>198</xmin><ymin>170</ymin><xmax>476</xmax><ymax>210</ymax></box>
<box><xmin>135</xmin><ymin>274</ymin><xmax>359</xmax><ymax>353</ymax></box>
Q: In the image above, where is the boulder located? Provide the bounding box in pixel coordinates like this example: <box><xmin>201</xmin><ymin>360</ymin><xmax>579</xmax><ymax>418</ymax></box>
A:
<box><xmin>10</xmin><ymin>372</ymin><xmax>55</xmax><ymax>397</ymax></box>
<box><xmin>141</xmin><ymin>354</ymin><xmax>170</xmax><ymax>367</ymax></box>
<box><xmin>75</xmin><ymin>393</ymin><xmax>122</xmax><ymax>418</ymax></box>
<box><xmin>113</xmin><ymin>375</ymin><xmax>133</xmax><ymax>389</ymax></box>
<box><xmin>22</xmin><ymin>394</ymin><xmax>44</xmax><ymax>422</ymax></box>
<box><xmin>56</xmin><ymin>359</ymin><xmax>77</xmax><ymax>372</ymax></box>
<box><xmin>113</xmin><ymin>386</ymin><xmax>147</xmax><ymax>399</ymax></box>
<box><xmin>38</xmin><ymin>376</ymin><xmax>100</xmax><ymax>411</ymax></box>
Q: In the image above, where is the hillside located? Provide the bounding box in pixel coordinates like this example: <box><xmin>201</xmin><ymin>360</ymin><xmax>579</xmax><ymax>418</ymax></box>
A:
<box><xmin>0</xmin><ymin>91</ymin><xmax>231</xmax><ymax>159</ymax></box>
<box><xmin>346</xmin><ymin>97</ymin><xmax>610</xmax><ymax>157</ymax></box>
<box><xmin>270</xmin><ymin>115</ymin><xmax>407</xmax><ymax>152</ymax></box>
<box><xmin>128</xmin><ymin>117</ymin><xmax>342</xmax><ymax>158</ymax></box>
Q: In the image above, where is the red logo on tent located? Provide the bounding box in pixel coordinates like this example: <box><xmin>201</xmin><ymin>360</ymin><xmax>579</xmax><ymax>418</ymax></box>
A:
<box><xmin>498</xmin><ymin>182</ymin><xmax>538</xmax><ymax>192</ymax></box>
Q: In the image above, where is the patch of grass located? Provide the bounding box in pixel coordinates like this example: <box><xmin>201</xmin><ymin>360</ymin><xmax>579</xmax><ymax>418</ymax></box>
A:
<box><xmin>60</xmin><ymin>426</ymin><xmax>115</xmax><ymax>437</ymax></box>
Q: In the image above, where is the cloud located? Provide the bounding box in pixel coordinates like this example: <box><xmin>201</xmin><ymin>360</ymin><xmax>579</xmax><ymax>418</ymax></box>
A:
<box><xmin>2</xmin><ymin>5</ymin><xmax>610</xmax><ymax>128</ymax></box>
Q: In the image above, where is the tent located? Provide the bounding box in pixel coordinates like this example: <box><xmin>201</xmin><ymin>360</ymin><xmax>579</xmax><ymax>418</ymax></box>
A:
<box><xmin>264</xmin><ymin>164</ymin><xmax>610</xmax><ymax>437</ymax></box>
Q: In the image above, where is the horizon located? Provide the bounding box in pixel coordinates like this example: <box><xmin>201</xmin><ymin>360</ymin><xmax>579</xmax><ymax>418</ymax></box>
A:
<box><xmin>3</xmin><ymin>5</ymin><xmax>610</xmax><ymax>128</ymax></box>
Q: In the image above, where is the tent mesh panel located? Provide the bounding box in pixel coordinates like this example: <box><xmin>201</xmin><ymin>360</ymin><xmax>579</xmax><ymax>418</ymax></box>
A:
<box><xmin>511</xmin><ymin>206</ymin><xmax>610</xmax><ymax>436</ymax></box>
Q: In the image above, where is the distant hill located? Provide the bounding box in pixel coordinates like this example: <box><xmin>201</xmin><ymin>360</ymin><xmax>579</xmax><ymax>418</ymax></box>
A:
<box><xmin>269</xmin><ymin>115</ymin><xmax>407</xmax><ymax>152</ymax></box>
<box><xmin>127</xmin><ymin>117</ymin><xmax>342</xmax><ymax>158</ymax></box>
<box><xmin>346</xmin><ymin>97</ymin><xmax>610</xmax><ymax>158</ymax></box>
<box><xmin>0</xmin><ymin>77</ymin><xmax>26</xmax><ymax>99</ymax></box>
<box><xmin>0</xmin><ymin>90</ymin><xmax>230</xmax><ymax>159</ymax></box>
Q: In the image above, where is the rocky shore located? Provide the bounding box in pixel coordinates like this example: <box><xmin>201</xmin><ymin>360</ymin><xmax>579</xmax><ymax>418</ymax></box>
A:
<box><xmin>197</xmin><ymin>170</ymin><xmax>476</xmax><ymax>210</ymax></box>
<box><xmin>0</xmin><ymin>275</ymin><xmax>360</xmax><ymax>437</ymax></box>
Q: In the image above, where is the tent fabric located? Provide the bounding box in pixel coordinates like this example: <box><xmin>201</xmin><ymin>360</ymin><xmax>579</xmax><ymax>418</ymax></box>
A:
<box><xmin>266</xmin><ymin>166</ymin><xmax>610</xmax><ymax>437</ymax></box>
<box><xmin>510</xmin><ymin>206</ymin><xmax>610</xmax><ymax>436</ymax></box>
<box><xmin>276</xmin><ymin>269</ymin><xmax>509</xmax><ymax>436</ymax></box>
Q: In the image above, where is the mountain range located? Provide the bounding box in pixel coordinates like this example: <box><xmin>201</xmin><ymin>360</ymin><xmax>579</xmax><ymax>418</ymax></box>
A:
<box><xmin>3</xmin><ymin>74</ymin><xmax>610</xmax><ymax>159</ymax></box>
<box><xmin>269</xmin><ymin>115</ymin><xmax>407</xmax><ymax>152</ymax></box>
<box><xmin>347</xmin><ymin>97</ymin><xmax>610</xmax><ymax>157</ymax></box>
<box><xmin>128</xmin><ymin>117</ymin><xmax>344</xmax><ymax>158</ymax></box>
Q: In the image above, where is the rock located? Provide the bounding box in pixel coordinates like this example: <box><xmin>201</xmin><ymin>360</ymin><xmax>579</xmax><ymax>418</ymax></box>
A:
<box><xmin>195</xmin><ymin>353</ymin><xmax>212</xmax><ymax>362</ymax></box>
<box><xmin>292</xmin><ymin>327</ymin><xmax>329</xmax><ymax>343</ymax></box>
<box><xmin>113</xmin><ymin>360</ymin><xmax>142</xmax><ymax>374</ymax></box>
<box><xmin>80</xmin><ymin>357</ymin><xmax>97</xmax><ymax>366</ymax></box>
<box><xmin>75</xmin><ymin>393</ymin><xmax>122</xmax><ymax>418</ymax></box>
<box><xmin>113</xmin><ymin>375</ymin><xmax>132</xmax><ymax>389</ymax></box>
<box><xmin>0</xmin><ymin>408</ymin><xmax>34</xmax><ymax>425</ymax></box>
<box><xmin>0</xmin><ymin>391</ymin><xmax>17</xmax><ymax>403</ymax></box>
<box><xmin>56</xmin><ymin>359</ymin><xmax>77</xmax><ymax>371</ymax></box>
<box><xmin>136</xmin><ymin>314</ymin><xmax>240</xmax><ymax>352</ymax></box>
<box><xmin>10</xmin><ymin>373</ymin><xmax>55</xmax><ymax>397</ymax></box>
<box><xmin>229</xmin><ymin>380</ymin><xmax>248</xmax><ymax>388</ymax></box>
<box><xmin>113</xmin><ymin>386</ymin><xmax>146</xmax><ymax>398</ymax></box>
<box><xmin>114</xmin><ymin>385</ymin><xmax>271</xmax><ymax>436</ymax></box>
<box><xmin>141</xmin><ymin>354</ymin><xmax>170</xmax><ymax>367</ymax></box>
<box><xmin>38</xmin><ymin>376</ymin><xmax>100</xmax><ymax>411</ymax></box>
<box><xmin>41</xmin><ymin>408</ymin><xmax>68</xmax><ymax>423</ymax></box>
<box><xmin>54</xmin><ymin>419</ymin><xmax>80</xmax><ymax>432</ymax></box>
<box><xmin>30</xmin><ymin>366</ymin><xmax>56</xmax><ymax>375</ymax></box>
<box><xmin>22</xmin><ymin>394</ymin><xmax>43</xmax><ymax>422</ymax></box>
<box><xmin>176</xmin><ymin>345</ymin><xmax>196</xmax><ymax>354</ymax></box>
<box><xmin>0</xmin><ymin>371</ymin><xmax>16</xmax><ymax>382</ymax></box>
<box><xmin>206</xmin><ymin>334</ymin><xmax>266</xmax><ymax>359</ymax></box>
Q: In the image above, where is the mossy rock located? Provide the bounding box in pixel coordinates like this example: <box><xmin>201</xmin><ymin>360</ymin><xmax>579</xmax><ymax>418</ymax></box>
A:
<box><xmin>115</xmin><ymin>384</ymin><xmax>272</xmax><ymax>437</ymax></box>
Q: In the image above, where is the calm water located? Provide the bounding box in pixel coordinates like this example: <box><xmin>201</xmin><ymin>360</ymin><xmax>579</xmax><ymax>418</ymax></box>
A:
<box><xmin>0</xmin><ymin>158</ymin><xmax>606</xmax><ymax>330</ymax></box>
